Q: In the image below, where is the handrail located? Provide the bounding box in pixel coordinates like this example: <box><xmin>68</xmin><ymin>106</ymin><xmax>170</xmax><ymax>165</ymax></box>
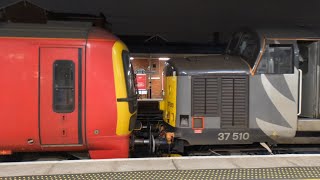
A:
<box><xmin>297</xmin><ymin>69</ymin><xmax>303</xmax><ymax>115</ymax></box>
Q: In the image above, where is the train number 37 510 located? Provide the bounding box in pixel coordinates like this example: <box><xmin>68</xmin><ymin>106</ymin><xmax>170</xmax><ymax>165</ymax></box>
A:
<box><xmin>217</xmin><ymin>132</ymin><xmax>250</xmax><ymax>141</ymax></box>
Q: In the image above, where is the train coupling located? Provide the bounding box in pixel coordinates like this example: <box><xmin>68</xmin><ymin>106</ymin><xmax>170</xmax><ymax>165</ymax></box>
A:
<box><xmin>133</xmin><ymin>132</ymin><xmax>175</xmax><ymax>154</ymax></box>
<box><xmin>134</xmin><ymin>132</ymin><xmax>175</xmax><ymax>145</ymax></box>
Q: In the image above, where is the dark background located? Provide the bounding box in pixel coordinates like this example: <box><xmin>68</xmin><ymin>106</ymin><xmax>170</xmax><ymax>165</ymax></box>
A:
<box><xmin>1</xmin><ymin>0</ymin><xmax>320</xmax><ymax>53</ymax></box>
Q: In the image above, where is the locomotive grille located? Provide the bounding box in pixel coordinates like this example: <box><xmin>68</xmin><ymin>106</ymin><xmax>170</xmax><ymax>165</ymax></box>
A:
<box><xmin>192</xmin><ymin>78</ymin><xmax>219</xmax><ymax>116</ymax></box>
<box><xmin>221</xmin><ymin>76</ymin><xmax>248</xmax><ymax>128</ymax></box>
<box><xmin>192</xmin><ymin>75</ymin><xmax>248</xmax><ymax>128</ymax></box>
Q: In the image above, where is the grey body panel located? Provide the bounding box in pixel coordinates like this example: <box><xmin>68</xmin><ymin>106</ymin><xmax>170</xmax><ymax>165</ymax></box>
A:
<box><xmin>0</xmin><ymin>21</ymin><xmax>92</xmax><ymax>39</ymax></box>
<box><xmin>298</xmin><ymin>118</ymin><xmax>320</xmax><ymax>131</ymax></box>
<box><xmin>269</xmin><ymin>137</ymin><xmax>320</xmax><ymax>144</ymax></box>
<box><xmin>256</xmin><ymin>28</ymin><xmax>320</xmax><ymax>39</ymax></box>
<box><xmin>249</xmin><ymin>72</ymin><xmax>298</xmax><ymax>138</ymax></box>
<box><xmin>204</xmin><ymin>117</ymin><xmax>221</xmax><ymax>129</ymax></box>
<box><xmin>166</xmin><ymin>55</ymin><xmax>251</xmax><ymax>76</ymax></box>
<box><xmin>174</xmin><ymin>128</ymin><xmax>274</xmax><ymax>145</ymax></box>
<box><xmin>176</xmin><ymin>76</ymin><xmax>193</xmax><ymax>128</ymax></box>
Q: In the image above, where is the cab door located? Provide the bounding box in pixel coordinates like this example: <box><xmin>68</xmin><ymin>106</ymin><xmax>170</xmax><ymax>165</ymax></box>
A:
<box><xmin>299</xmin><ymin>41</ymin><xmax>320</xmax><ymax>118</ymax></box>
<box><xmin>40</xmin><ymin>47</ymin><xmax>82</xmax><ymax>145</ymax></box>
<box><xmin>251</xmin><ymin>41</ymin><xmax>299</xmax><ymax>138</ymax></box>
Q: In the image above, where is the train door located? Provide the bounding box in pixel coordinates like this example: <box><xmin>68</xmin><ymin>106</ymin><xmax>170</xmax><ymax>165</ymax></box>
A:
<box><xmin>252</xmin><ymin>41</ymin><xmax>299</xmax><ymax>138</ymax></box>
<box><xmin>298</xmin><ymin>41</ymin><xmax>320</xmax><ymax>118</ymax></box>
<box><xmin>39</xmin><ymin>47</ymin><xmax>83</xmax><ymax>145</ymax></box>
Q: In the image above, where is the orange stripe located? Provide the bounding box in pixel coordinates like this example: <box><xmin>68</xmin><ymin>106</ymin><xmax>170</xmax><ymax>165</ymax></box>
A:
<box><xmin>0</xmin><ymin>150</ymin><xmax>12</xmax><ymax>155</ymax></box>
<box><xmin>252</xmin><ymin>37</ymin><xmax>267</xmax><ymax>75</ymax></box>
<box><xmin>239</xmin><ymin>57</ymin><xmax>253</xmax><ymax>74</ymax></box>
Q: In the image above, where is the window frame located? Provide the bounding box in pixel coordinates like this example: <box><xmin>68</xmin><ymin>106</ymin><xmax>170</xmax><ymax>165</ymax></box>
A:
<box><xmin>121</xmin><ymin>50</ymin><xmax>137</xmax><ymax>113</ymax></box>
<box><xmin>256</xmin><ymin>44</ymin><xmax>294</xmax><ymax>74</ymax></box>
<box><xmin>53</xmin><ymin>60</ymin><xmax>75</xmax><ymax>113</ymax></box>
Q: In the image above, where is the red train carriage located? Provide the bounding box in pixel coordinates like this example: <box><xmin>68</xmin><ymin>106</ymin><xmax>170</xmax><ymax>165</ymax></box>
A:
<box><xmin>0</xmin><ymin>22</ymin><xmax>137</xmax><ymax>159</ymax></box>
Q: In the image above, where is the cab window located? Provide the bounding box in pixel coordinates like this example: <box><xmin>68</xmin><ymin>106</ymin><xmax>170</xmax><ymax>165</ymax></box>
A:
<box><xmin>122</xmin><ymin>51</ymin><xmax>137</xmax><ymax>113</ymax></box>
<box><xmin>226</xmin><ymin>32</ymin><xmax>242</xmax><ymax>54</ymax></box>
<box><xmin>226</xmin><ymin>31</ymin><xmax>260</xmax><ymax>68</ymax></box>
<box><xmin>122</xmin><ymin>51</ymin><xmax>136</xmax><ymax>97</ymax></box>
<box><xmin>256</xmin><ymin>44</ymin><xmax>294</xmax><ymax>74</ymax></box>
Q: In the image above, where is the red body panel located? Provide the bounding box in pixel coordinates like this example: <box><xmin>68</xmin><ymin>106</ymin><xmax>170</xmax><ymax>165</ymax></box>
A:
<box><xmin>0</xmin><ymin>39</ymin><xmax>40</xmax><ymax>151</ymax></box>
<box><xmin>0</xmin><ymin>27</ymin><xmax>129</xmax><ymax>158</ymax></box>
<box><xmin>86</xmin><ymin>40</ymin><xmax>117</xmax><ymax>139</ymax></box>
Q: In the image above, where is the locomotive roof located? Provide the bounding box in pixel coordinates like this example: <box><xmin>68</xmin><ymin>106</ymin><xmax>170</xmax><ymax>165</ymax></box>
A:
<box><xmin>166</xmin><ymin>55</ymin><xmax>251</xmax><ymax>76</ymax></box>
<box><xmin>255</xmin><ymin>27</ymin><xmax>320</xmax><ymax>39</ymax></box>
<box><xmin>0</xmin><ymin>21</ymin><xmax>115</xmax><ymax>39</ymax></box>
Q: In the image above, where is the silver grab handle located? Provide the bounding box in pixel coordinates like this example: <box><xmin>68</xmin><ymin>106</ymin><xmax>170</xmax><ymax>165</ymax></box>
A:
<box><xmin>297</xmin><ymin>69</ymin><xmax>302</xmax><ymax>116</ymax></box>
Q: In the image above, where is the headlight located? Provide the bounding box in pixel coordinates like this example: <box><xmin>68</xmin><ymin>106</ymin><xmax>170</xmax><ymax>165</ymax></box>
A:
<box><xmin>180</xmin><ymin>115</ymin><xmax>189</xmax><ymax>127</ymax></box>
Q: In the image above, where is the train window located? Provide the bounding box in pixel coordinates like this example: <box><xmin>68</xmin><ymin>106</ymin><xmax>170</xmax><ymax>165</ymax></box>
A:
<box><xmin>226</xmin><ymin>32</ymin><xmax>242</xmax><ymax>54</ymax></box>
<box><xmin>122</xmin><ymin>51</ymin><xmax>137</xmax><ymax>113</ymax></box>
<box><xmin>53</xmin><ymin>60</ymin><xmax>75</xmax><ymax>113</ymax></box>
<box><xmin>256</xmin><ymin>44</ymin><xmax>293</xmax><ymax>74</ymax></box>
<box><xmin>238</xmin><ymin>32</ymin><xmax>260</xmax><ymax>67</ymax></box>
<box><xmin>226</xmin><ymin>31</ymin><xmax>260</xmax><ymax>68</ymax></box>
<box><xmin>297</xmin><ymin>42</ymin><xmax>311</xmax><ymax>75</ymax></box>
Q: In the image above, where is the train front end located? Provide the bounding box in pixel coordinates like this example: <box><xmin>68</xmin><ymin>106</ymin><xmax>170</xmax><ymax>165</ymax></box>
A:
<box><xmin>160</xmin><ymin>56</ymin><xmax>252</xmax><ymax>151</ymax></box>
<box><xmin>86</xmin><ymin>29</ymin><xmax>138</xmax><ymax>159</ymax></box>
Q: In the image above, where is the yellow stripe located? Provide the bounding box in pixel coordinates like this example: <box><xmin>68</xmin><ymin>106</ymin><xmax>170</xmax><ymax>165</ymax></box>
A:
<box><xmin>161</xmin><ymin>76</ymin><xmax>177</xmax><ymax>127</ymax></box>
<box><xmin>112</xmin><ymin>41</ymin><xmax>135</xmax><ymax>135</ymax></box>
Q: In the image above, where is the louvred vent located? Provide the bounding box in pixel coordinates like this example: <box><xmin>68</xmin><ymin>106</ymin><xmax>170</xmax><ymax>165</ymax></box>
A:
<box><xmin>192</xmin><ymin>75</ymin><xmax>248</xmax><ymax>128</ymax></box>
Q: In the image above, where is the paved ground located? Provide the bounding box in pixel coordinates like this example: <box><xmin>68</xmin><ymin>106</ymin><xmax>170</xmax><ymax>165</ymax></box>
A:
<box><xmin>1</xmin><ymin>154</ymin><xmax>320</xmax><ymax>179</ymax></box>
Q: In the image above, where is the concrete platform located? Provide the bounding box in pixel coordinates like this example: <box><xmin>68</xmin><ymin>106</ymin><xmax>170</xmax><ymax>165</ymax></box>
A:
<box><xmin>1</xmin><ymin>154</ymin><xmax>320</xmax><ymax>179</ymax></box>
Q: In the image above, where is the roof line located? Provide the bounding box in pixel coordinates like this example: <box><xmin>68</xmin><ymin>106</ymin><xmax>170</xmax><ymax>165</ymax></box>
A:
<box><xmin>0</xmin><ymin>0</ymin><xmax>49</xmax><ymax>11</ymax></box>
